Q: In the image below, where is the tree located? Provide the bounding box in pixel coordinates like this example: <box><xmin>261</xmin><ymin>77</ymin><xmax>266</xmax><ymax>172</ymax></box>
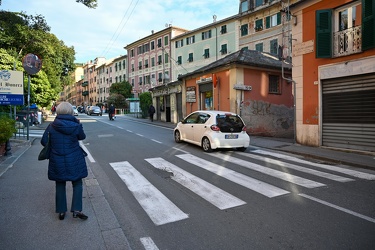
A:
<box><xmin>76</xmin><ymin>0</ymin><xmax>98</xmax><ymax>8</ymax></box>
<box><xmin>109</xmin><ymin>81</ymin><xmax>132</xmax><ymax>98</ymax></box>
<box><xmin>107</xmin><ymin>94</ymin><xmax>127</xmax><ymax>109</ymax></box>
<box><xmin>139</xmin><ymin>92</ymin><xmax>152</xmax><ymax>118</ymax></box>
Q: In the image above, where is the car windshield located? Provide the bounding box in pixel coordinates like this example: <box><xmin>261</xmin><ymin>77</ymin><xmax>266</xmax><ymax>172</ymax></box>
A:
<box><xmin>216</xmin><ymin>114</ymin><xmax>244</xmax><ymax>133</ymax></box>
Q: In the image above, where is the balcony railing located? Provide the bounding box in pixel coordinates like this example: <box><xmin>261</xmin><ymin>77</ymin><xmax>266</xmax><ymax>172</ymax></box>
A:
<box><xmin>82</xmin><ymin>91</ymin><xmax>89</xmax><ymax>96</ymax></box>
<box><xmin>333</xmin><ymin>26</ymin><xmax>362</xmax><ymax>57</ymax></box>
<box><xmin>82</xmin><ymin>81</ymin><xmax>89</xmax><ymax>87</ymax></box>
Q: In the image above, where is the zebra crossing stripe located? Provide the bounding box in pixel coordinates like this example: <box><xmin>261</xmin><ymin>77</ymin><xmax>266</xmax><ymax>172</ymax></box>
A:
<box><xmin>210</xmin><ymin>153</ymin><xmax>325</xmax><ymax>188</ymax></box>
<box><xmin>253</xmin><ymin>150</ymin><xmax>375</xmax><ymax>180</ymax></box>
<box><xmin>110</xmin><ymin>161</ymin><xmax>189</xmax><ymax>226</ymax></box>
<box><xmin>176</xmin><ymin>154</ymin><xmax>289</xmax><ymax>198</ymax></box>
<box><xmin>236</xmin><ymin>151</ymin><xmax>353</xmax><ymax>182</ymax></box>
<box><xmin>145</xmin><ymin>157</ymin><xmax>246</xmax><ymax>210</ymax></box>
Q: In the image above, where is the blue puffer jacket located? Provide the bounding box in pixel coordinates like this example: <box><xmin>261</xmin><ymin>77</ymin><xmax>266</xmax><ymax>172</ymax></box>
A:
<box><xmin>41</xmin><ymin>114</ymin><xmax>88</xmax><ymax>181</ymax></box>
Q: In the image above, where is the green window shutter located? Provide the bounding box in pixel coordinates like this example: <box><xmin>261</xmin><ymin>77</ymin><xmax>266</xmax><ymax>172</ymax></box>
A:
<box><xmin>277</xmin><ymin>12</ymin><xmax>281</xmax><ymax>25</ymax></box>
<box><xmin>362</xmin><ymin>0</ymin><xmax>375</xmax><ymax>50</ymax></box>
<box><xmin>316</xmin><ymin>9</ymin><xmax>332</xmax><ymax>58</ymax></box>
<box><xmin>266</xmin><ymin>16</ymin><xmax>270</xmax><ymax>29</ymax></box>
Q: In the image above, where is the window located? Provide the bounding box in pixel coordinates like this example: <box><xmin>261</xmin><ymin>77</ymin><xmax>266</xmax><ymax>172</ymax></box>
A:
<box><xmin>164</xmin><ymin>36</ymin><xmax>169</xmax><ymax>46</ymax></box>
<box><xmin>240</xmin><ymin>0</ymin><xmax>248</xmax><ymax>13</ymax></box>
<box><xmin>131</xmin><ymin>79</ymin><xmax>134</xmax><ymax>87</ymax></box>
<box><xmin>177</xmin><ymin>56</ymin><xmax>182</xmax><ymax>65</ymax></box>
<box><xmin>151</xmin><ymin>57</ymin><xmax>155</xmax><ymax>67</ymax></box>
<box><xmin>165</xmin><ymin>53</ymin><xmax>169</xmax><ymax>64</ymax></box>
<box><xmin>203</xmin><ymin>49</ymin><xmax>210</xmax><ymax>59</ymax></box>
<box><xmin>131</xmin><ymin>63</ymin><xmax>134</xmax><ymax>72</ymax></box>
<box><xmin>255</xmin><ymin>19</ymin><xmax>263</xmax><ymax>31</ymax></box>
<box><xmin>315</xmin><ymin>1</ymin><xmax>372</xmax><ymax>58</ymax></box>
<box><xmin>130</xmin><ymin>49</ymin><xmax>134</xmax><ymax>57</ymax></box>
<box><xmin>186</xmin><ymin>35</ymin><xmax>195</xmax><ymax>45</ymax></box>
<box><xmin>201</xmin><ymin>30</ymin><xmax>212</xmax><ymax>40</ymax></box>
<box><xmin>151</xmin><ymin>41</ymin><xmax>155</xmax><ymax>50</ymax></box>
<box><xmin>175</xmin><ymin>39</ymin><xmax>183</xmax><ymax>48</ymax></box>
<box><xmin>157</xmin><ymin>38</ymin><xmax>162</xmax><ymax>48</ymax></box>
<box><xmin>188</xmin><ymin>53</ymin><xmax>193</xmax><ymax>62</ymax></box>
<box><xmin>270</xmin><ymin>39</ymin><xmax>278</xmax><ymax>54</ymax></box>
<box><xmin>241</xmin><ymin>24</ymin><xmax>248</xmax><ymax>36</ymax></box>
<box><xmin>255</xmin><ymin>43</ymin><xmax>263</xmax><ymax>52</ymax></box>
<box><xmin>158</xmin><ymin>55</ymin><xmax>162</xmax><ymax>64</ymax></box>
<box><xmin>138</xmin><ymin>61</ymin><xmax>142</xmax><ymax>69</ymax></box>
<box><xmin>118</xmin><ymin>63</ymin><xmax>121</xmax><ymax>70</ymax></box>
<box><xmin>145</xmin><ymin>59</ymin><xmax>149</xmax><ymax>68</ymax></box>
<box><xmin>255</xmin><ymin>0</ymin><xmax>263</xmax><ymax>7</ymax></box>
<box><xmin>269</xmin><ymin>75</ymin><xmax>280</xmax><ymax>94</ymax></box>
<box><xmin>220</xmin><ymin>44</ymin><xmax>228</xmax><ymax>55</ymax></box>
<box><xmin>158</xmin><ymin>72</ymin><xmax>163</xmax><ymax>82</ymax></box>
<box><xmin>266</xmin><ymin>13</ymin><xmax>281</xmax><ymax>29</ymax></box>
<box><xmin>220</xmin><ymin>25</ymin><xmax>227</xmax><ymax>34</ymax></box>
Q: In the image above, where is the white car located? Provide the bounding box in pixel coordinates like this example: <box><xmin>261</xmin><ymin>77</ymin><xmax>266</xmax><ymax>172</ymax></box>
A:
<box><xmin>174</xmin><ymin>110</ymin><xmax>250</xmax><ymax>152</ymax></box>
<box><xmin>72</xmin><ymin>105</ymin><xmax>79</xmax><ymax>116</ymax></box>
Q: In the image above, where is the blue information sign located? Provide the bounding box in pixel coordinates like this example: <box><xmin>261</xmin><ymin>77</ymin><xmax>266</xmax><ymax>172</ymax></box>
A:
<box><xmin>0</xmin><ymin>94</ymin><xmax>24</xmax><ymax>105</ymax></box>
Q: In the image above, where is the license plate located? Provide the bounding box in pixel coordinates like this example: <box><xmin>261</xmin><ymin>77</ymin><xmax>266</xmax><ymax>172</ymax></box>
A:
<box><xmin>225</xmin><ymin>134</ymin><xmax>238</xmax><ymax>139</ymax></box>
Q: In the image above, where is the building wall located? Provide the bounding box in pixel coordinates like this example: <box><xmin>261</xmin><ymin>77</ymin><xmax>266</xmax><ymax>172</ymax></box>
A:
<box><xmin>292</xmin><ymin>0</ymin><xmax>375</xmax><ymax>146</ymax></box>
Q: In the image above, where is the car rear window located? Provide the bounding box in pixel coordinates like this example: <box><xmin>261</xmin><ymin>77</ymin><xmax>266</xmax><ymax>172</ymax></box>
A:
<box><xmin>216</xmin><ymin>114</ymin><xmax>244</xmax><ymax>133</ymax></box>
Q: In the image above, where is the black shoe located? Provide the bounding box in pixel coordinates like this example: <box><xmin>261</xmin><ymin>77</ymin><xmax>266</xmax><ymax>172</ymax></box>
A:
<box><xmin>59</xmin><ymin>213</ymin><xmax>65</xmax><ymax>220</ymax></box>
<box><xmin>73</xmin><ymin>211</ymin><xmax>88</xmax><ymax>220</ymax></box>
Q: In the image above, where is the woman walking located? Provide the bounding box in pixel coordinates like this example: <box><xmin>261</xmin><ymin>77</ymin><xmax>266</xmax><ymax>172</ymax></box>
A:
<box><xmin>41</xmin><ymin>102</ymin><xmax>88</xmax><ymax>220</ymax></box>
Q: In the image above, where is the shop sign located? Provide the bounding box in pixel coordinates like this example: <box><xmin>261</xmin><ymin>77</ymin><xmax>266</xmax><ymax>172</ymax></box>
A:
<box><xmin>186</xmin><ymin>86</ymin><xmax>196</xmax><ymax>102</ymax></box>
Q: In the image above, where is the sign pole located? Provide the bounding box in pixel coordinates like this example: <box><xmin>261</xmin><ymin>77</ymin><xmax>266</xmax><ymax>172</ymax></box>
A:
<box><xmin>27</xmin><ymin>74</ymin><xmax>30</xmax><ymax>141</ymax></box>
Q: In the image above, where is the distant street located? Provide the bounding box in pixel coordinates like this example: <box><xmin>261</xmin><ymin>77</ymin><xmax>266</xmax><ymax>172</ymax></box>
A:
<box><xmin>28</xmin><ymin>115</ymin><xmax>375</xmax><ymax>249</ymax></box>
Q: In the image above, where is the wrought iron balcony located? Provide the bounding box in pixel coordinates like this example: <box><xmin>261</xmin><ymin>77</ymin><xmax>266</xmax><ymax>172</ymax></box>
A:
<box><xmin>82</xmin><ymin>81</ymin><xmax>89</xmax><ymax>87</ymax></box>
<box><xmin>82</xmin><ymin>91</ymin><xmax>89</xmax><ymax>96</ymax></box>
<box><xmin>333</xmin><ymin>26</ymin><xmax>362</xmax><ymax>57</ymax></box>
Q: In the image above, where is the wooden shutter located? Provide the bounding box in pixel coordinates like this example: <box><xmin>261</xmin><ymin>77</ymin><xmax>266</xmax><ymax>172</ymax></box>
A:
<box><xmin>362</xmin><ymin>0</ymin><xmax>375</xmax><ymax>50</ymax></box>
<box><xmin>266</xmin><ymin>16</ymin><xmax>270</xmax><ymax>29</ymax></box>
<box><xmin>316</xmin><ymin>9</ymin><xmax>332</xmax><ymax>58</ymax></box>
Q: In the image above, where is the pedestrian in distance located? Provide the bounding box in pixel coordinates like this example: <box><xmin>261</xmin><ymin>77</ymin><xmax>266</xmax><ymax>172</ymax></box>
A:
<box><xmin>108</xmin><ymin>103</ymin><xmax>115</xmax><ymax>121</ymax></box>
<box><xmin>148</xmin><ymin>104</ymin><xmax>155</xmax><ymax>122</ymax></box>
<box><xmin>41</xmin><ymin>102</ymin><xmax>89</xmax><ymax>221</ymax></box>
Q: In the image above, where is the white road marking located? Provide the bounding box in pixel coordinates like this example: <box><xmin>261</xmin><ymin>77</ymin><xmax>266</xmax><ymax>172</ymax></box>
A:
<box><xmin>110</xmin><ymin>161</ymin><xmax>189</xmax><ymax>226</ymax></box>
<box><xmin>126</xmin><ymin>130</ymin><xmax>132</xmax><ymax>133</ymax></box>
<box><xmin>211</xmin><ymin>153</ymin><xmax>325</xmax><ymax>188</ymax></box>
<box><xmin>97</xmin><ymin>134</ymin><xmax>113</xmax><ymax>138</ymax></box>
<box><xmin>253</xmin><ymin>150</ymin><xmax>375</xmax><ymax>180</ymax></box>
<box><xmin>176</xmin><ymin>154</ymin><xmax>289</xmax><ymax>198</ymax></box>
<box><xmin>299</xmin><ymin>194</ymin><xmax>375</xmax><ymax>224</ymax></box>
<box><xmin>146</xmin><ymin>157</ymin><xmax>246</xmax><ymax>210</ymax></box>
<box><xmin>80</xmin><ymin>141</ymin><xmax>95</xmax><ymax>163</ymax></box>
<box><xmin>140</xmin><ymin>237</ymin><xmax>159</xmax><ymax>250</ymax></box>
<box><xmin>236</xmin><ymin>152</ymin><xmax>353</xmax><ymax>182</ymax></box>
<box><xmin>172</xmin><ymin>147</ymin><xmax>189</xmax><ymax>154</ymax></box>
<box><xmin>136</xmin><ymin>133</ymin><xmax>144</xmax><ymax>137</ymax></box>
<box><xmin>151</xmin><ymin>139</ymin><xmax>162</xmax><ymax>144</ymax></box>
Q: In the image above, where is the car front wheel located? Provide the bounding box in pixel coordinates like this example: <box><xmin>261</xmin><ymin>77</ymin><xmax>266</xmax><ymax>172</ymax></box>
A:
<box><xmin>174</xmin><ymin>130</ymin><xmax>182</xmax><ymax>143</ymax></box>
<box><xmin>202</xmin><ymin>137</ymin><xmax>212</xmax><ymax>152</ymax></box>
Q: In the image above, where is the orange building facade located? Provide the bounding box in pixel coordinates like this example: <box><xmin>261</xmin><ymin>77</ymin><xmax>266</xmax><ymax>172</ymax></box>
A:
<box><xmin>291</xmin><ymin>0</ymin><xmax>375</xmax><ymax>152</ymax></box>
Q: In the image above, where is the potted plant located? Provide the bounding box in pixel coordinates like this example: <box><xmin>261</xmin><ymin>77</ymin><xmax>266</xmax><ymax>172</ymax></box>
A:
<box><xmin>0</xmin><ymin>116</ymin><xmax>17</xmax><ymax>156</ymax></box>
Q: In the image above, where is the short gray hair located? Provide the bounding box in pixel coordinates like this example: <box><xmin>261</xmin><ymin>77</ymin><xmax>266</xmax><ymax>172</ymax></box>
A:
<box><xmin>56</xmin><ymin>102</ymin><xmax>73</xmax><ymax>115</ymax></box>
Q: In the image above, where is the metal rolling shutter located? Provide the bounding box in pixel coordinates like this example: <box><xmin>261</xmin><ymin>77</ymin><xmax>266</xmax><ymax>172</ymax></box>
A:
<box><xmin>322</xmin><ymin>73</ymin><xmax>375</xmax><ymax>152</ymax></box>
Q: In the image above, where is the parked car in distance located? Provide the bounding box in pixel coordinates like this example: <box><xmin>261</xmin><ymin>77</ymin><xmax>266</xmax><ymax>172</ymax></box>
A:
<box><xmin>174</xmin><ymin>110</ymin><xmax>250</xmax><ymax>152</ymax></box>
<box><xmin>85</xmin><ymin>106</ymin><xmax>91</xmax><ymax>114</ymax></box>
<box><xmin>72</xmin><ymin>105</ymin><xmax>78</xmax><ymax>116</ymax></box>
<box><xmin>77</xmin><ymin>106</ymin><xmax>84</xmax><ymax>113</ymax></box>
<box><xmin>88</xmin><ymin>106</ymin><xmax>102</xmax><ymax>116</ymax></box>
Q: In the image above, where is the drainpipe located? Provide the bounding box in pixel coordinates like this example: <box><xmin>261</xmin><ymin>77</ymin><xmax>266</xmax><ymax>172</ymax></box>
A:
<box><xmin>282</xmin><ymin>62</ymin><xmax>297</xmax><ymax>144</ymax></box>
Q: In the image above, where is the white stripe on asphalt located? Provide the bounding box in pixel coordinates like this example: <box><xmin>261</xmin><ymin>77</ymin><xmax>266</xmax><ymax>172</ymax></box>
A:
<box><xmin>299</xmin><ymin>194</ymin><xmax>375</xmax><ymax>224</ymax></box>
<box><xmin>140</xmin><ymin>237</ymin><xmax>159</xmax><ymax>250</ymax></box>
<box><xmin>211</xmin><ymin>153</ymin><xmax>325</xmax><ymax>188</ymax></box>
<box><xmin>145</xmin><ymin>157</ymin><xmax>246</xmax><ymax>210</ymax></box>
<box><xmin>151</xmin><ymin>139</ymin><xmax>162</xmax><ymax>144</ymax></box>
<box><xmin>236</xmin><ymin>151</ymin><xmax>353</xmax><ymax>182</ymax></box>
<box><xmin>110</xmin><ymin>161</ymin><xmax>189</xmax><ymax>226</ymax></box>
<box><xmin>80</xmin><ymin>142</ymin><xmax>95</xmax><ymax>163</ymax></box>
<box><xmin>253</xmin><ymin>150</ymin><xmax>375</xmax><ymax>180</ymax></box>
<box><xmin>176</xmin><ymin>154</ymin><xmax>289</xmax><ymax>198</ymax></box>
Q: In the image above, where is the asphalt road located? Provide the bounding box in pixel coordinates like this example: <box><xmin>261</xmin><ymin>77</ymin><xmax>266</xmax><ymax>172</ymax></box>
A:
<box><xmin>76</xmin><ymin>115</ymin><xmax>375</xmax><ymax>249</ymax></box>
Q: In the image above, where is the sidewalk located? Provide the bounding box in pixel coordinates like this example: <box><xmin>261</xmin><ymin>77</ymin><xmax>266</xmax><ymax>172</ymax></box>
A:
<box><xmin>0</xmin><ymin>114</ymin><xmax>374</xmax><ymax>249</ymax></box>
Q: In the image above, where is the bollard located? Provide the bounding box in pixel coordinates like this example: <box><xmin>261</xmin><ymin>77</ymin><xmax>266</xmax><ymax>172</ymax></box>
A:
<box><xmin>4</xmin><ymin>139</ymin><xmax>12</xmax><ymax>156</ymax></box>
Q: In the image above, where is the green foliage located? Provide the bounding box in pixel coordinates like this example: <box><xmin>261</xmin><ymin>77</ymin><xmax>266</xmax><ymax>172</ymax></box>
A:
<box><xmin>0</xmin><ymin>116</ymin><xmax>17</xmax><ymax>143</ymax></box>
<box><xmin>76</xmin><ymin>0</ymin><xmax>98</xmax><ymax>8</ymax></box>
<box><xmin>109</xmin><ymin>81</ymin><xmax>132</xmax><ymax>98</ymax></box>
<box><xmin>107</xmin><ymin>94</ymin><xmax>127</xmax><ymax>109</ymax></box>
<box><xmin>0</xmin><ymin>11</ymin><xmax>75</xmax><ymax>108</ymax></box>
<box><xmin>139</xmin><ymin>92</ymin><xmax>152</xmax><ymax>118</ymax></box>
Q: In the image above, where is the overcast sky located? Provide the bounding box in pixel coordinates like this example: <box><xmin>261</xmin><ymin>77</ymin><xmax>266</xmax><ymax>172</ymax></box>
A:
<box><xmin>2</xmin><ymin>0</ymin><xmax>239</xmax><ymax>63</ymax></box>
